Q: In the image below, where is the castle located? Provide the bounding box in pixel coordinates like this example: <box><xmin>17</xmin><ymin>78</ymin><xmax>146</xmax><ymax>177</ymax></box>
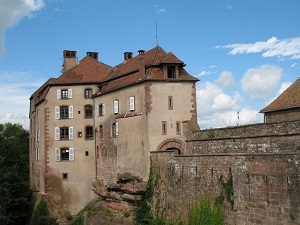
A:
<box><xmin>29</xmin><ymin>46</ymin><xmax>198</xmax><ymax>218</ymax></box>
<box><xmin>29</xmin><ymin>45</ymin><xmax>300</xmax><ymax>224</ymax></box>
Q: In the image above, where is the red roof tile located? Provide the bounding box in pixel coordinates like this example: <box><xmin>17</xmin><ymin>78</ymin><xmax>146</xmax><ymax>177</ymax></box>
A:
<box><xmin>260</xmin><ymin>76</ymin><xmax>300</xmax><ymax>112</ymax></box>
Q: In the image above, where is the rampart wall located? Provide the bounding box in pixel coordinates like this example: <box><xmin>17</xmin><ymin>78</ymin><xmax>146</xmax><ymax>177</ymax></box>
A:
<box><xmin>151</xmin><ymin>120</ymin><xmax>300</xmax><ymax>225</ymax></box>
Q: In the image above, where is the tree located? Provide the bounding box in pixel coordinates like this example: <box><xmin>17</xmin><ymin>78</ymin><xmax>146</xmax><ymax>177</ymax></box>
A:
<box><xmin>31</xmin><ymin>199</ymin><xmax>58</xmax><ymax>225</ymax></box>
<box><xmin>0</xmin><ymin>123</ymin><xmax>31</xmax><ymax>225</ymax></box>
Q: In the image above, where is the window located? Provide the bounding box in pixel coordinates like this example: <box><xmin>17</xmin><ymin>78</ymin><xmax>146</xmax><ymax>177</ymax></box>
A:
<box><xmin>168</xmin><ymin>96</ymin><xmax>173</xmax><ymax>110</ymax></box>
<box><xmin>129</xmin><ymin>96</ymin><xmax>135</xmax><ymax>111</ymax></box>
<box><xmin>62</xmin><ymin>173</ymin><xmax>68</xmax><ymax>180</ymax></box>
<box><xmin>85</xmin><ymin>151</ymin><xmax>89</xmax><ymax>156</ymax></box>
<box><xmin>85</xmin><ymin>126</ymin><xmax>93</xmax><ymax>139</ymax></box>
<box><xmin>85</xmin><ymin>88</ymin><xmax>92</xmax><ymax>98</ymax></box>
<box><xmin>162</xmin><ymin>121</ymin><xmax>167</xmax><ymax>135</ymax></box>
<box><xmin>167</xmin><ymin>66</ymin><xmax>176</xmax><ymax>79</ymax></box>
<box><xmin>113</xmin><ymin>100</ymin><xmax>119</xmax><ymax>114</ymax></box>
<box><xmin>55</xmin><ymin>127</ymin><xmax>73</xmax><ymax>140</ymax></box>
<box><xmin>55</xmin><ymin>106</ymin><xmax>73</xmax><ymax>119</ymax></box>
<box><xmin>55</xmin><ymin>148</ymin><xmax>74</xmax><ymax>161</ymax></box>
<box><xmin>85</xmin><ymin>105</ymin><xmax>93</xmax><ymax>118</ymax></box>
<box><xmin>98</xmin><ymin>104</ymin><xmax>105</xmax><ymax>116</ymax></box>
<box><xmin>176</xmin><ymin>121</ymin><xmax>181</xmax><ymax>135</ymax></box>
<box><xmin>57</xmin><ymin>89</ymin><xmax>72</xmax><ymax>99</ymax></box>
<box><xmin>99</xmin><ymin>125</ymin><xmax>103</xmax><ymax>139</ymax></box>
<box><xmin>78</xmin><ymin>132</ymin><xmax>82</xmax><ymax>138</ymax></box>
<box><xmin>112</xmin><ymin>122</ymin><xmax>118</xmax><ymax>137</ymax></box>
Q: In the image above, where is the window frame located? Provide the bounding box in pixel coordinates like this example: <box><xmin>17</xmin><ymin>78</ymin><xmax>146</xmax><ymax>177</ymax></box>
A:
<box><xmin>85</xmin><ymin>126</ymin><xmax>94</xmax><ymax>139</ymax></box>
<box><xmin>85</xmin><ymin>88</ymin><xmax>92</xmax><ymax>98</ymax></box>
<box><xmin>85</xmin><ymin>105</ymin><xmax>93</xmax><ymax>119</ymax></box>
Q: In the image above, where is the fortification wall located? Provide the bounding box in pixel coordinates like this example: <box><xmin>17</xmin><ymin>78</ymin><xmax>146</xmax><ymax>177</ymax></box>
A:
<box><xmin>151</xmin><ymin>121</ymin><xmax>300</xmax><ymax>224</ymax></box>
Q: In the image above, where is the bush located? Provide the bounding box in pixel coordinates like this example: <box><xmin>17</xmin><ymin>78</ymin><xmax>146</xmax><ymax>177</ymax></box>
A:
<box><xmin>31</xmin><ymin>199</ymin><xmax>58</xmax><ymax>225</ymax></box>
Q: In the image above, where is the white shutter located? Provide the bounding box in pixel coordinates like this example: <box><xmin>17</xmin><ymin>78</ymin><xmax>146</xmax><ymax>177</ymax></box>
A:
<box><xmin>129</xmin><ymin>96</ymin><xmax>135</xmax><ymax>111</ymax></box>
<box><xmin>57</xmin><ymin>90</ymin><xmax>61</xmax><ymax>99</ymax></box>
<box><xmin>102</xmin><ymin>104</ymin><xmax>105</xmax><ymax>115</ymax></box>
<box><xmin>68</xmin><ymin>89</ymin><xmax>72</xmax><ymax>98</ymax></box>
<box><xmin>37</xmin><ymin>129</ymin><xmax>40</xmax><ymax>142</ymax></box>
<box><xmin>69</xmin><ymin>127</ymin><xmax>74</xmax><ymax>140</ymax></box>
<box><xmin>55</xmin><ymin>148</ymin><xmax>61</xmax><ymax>161</ymax></box>
<box><xmin>115</xmin><ymin>122</ymin><xmax>119</xmax><ymax>136</ymax></box>
<box><xmin>113</xmin><ymin>101</ymin><xmax>118</xmax><ymax>114</ymax></box>
<box><xmin>55</xmin><ymin>106</ymin><xmax>60</xmax><ymax>119</ymax></box>
<box><xmin>69</xmin><ymin>105</ymin><xmax>73</xmax><ymax>118</ymax></box>
<box><xmin>69</xmin><ymin>148</ymin><xmax>74</xmax><ymax>161</ymax></box>
<box><xmin>96</xmin><ymin>105</ymin><xmax>99</xmax><ymax>116</ymax></box>
<box><xmin>55</xmin><ymin>127</ymin><xmax>60</xmax><ymax>140</ymax></box>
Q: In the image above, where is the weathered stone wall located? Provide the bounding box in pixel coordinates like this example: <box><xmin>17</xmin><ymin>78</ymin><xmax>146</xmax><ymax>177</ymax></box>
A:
<box><xmin>150</xmin><ymin>120</ymin><xmax>300</xmax><ymax>225</ymax></box>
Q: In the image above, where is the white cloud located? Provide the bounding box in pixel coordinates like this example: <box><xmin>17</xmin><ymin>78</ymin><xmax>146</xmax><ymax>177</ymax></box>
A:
<box><xmin>215</xmin><ymin>71</ymin><xmax>235</xmax><ymax>88</ymax></box>
<box><xmin>241</xmin><ymin>64</ymin><xmax>283</xmax><ymax>100</ymax></box>
<box><xmin>217</xmin><ymin>36</ymin><xmax>300</xmax><ymax>60</ymax></box>
<box><xmin>153</xmin><ymin>5</ymin><xmax>166</xmax><ymax>14</ymax></box>
<box><xmin>0</xmin><ymin>0</ymin><xmax>44</xmax><ymax>57</ymax></box>
<box><xmin>0</xmin><ymin>70</ymin><xmax>46</xmax><ymax>129</ymax></box>
<box><xmin>291</xmin><ymin>63</ymin><xmax>297</xmax><ymax>68</ymax></box>
<box><xmin>197</xmin><ymin>70</ymin><xmax>212</xmax><ymax>76</ymax></box>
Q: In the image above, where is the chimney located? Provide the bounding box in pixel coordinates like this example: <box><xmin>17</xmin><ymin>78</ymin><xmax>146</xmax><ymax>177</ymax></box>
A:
<box><xmin>62</xmin><ymin>50</ymin><xmax>77</xmax><ymax>73</ymax></box>
<box><xmin>138</xmin><ymin>50</ymin><xmax>145</xmax><ymax>79</ymax></box>
<box><xmin>138</xmin><ymin>50</ymin><xmax>145</xmax><ymax>55</ymax></box>
<box><xmin>124</xmin><ymin>52</ymin><xmax>133</xmax><ymax>61</ymax></box>
<box><xmin>87</xmin><ymin>52</ymin><xmax>98</xmax><ymax>60</ymax></box>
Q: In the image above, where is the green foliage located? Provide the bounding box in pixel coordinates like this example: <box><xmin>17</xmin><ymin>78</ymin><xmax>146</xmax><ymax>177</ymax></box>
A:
<box><xmin>31</xmin><ymin>199</ymin><xmax>58</xmax><ymax>225</ymax></box>
<box><xmin>188</xmin><ymin>198</ymin><xmax>224</xmax><ymax>225</ymax></box>
<box><xmin>0</xmin><ymin>123</ymin><xmax>31</xmax><ymax>225</ymax></box>
<box><xmin>71</xmin><ymin>213</ymin><xmax>84</xmax><ymax>225</ymax></box>
<box><xmin>205</xmin><ymin>128</ymin><xmax>215</xmax><ymax>138</ymax></box>
<box><xmin>215</xmin><ymin>170</ymin><xmax>234</xmax><ymax>210</ymax></box>
<box><xmin>290</xmin><ymin>212</ymin><xmax>295</xmax><ymax>221</ymax></box>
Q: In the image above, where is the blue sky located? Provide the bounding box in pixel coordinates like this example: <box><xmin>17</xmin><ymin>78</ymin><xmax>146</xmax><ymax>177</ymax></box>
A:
<box><xmin>0</xmin><ymin>0</ymin><xmax>300</xmax><ymax>130</ymax></box>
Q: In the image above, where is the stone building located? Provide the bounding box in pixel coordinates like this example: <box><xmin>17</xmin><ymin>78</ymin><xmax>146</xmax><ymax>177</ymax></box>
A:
<box><xmin>29</xmin><ymin>46</ymin><xmax>198</xmax><ymax>218</ymax></box>
<box><xmin>260</xmin><ymin>76</ymin><xmax>300</xmax><ymax>122</ymax></box>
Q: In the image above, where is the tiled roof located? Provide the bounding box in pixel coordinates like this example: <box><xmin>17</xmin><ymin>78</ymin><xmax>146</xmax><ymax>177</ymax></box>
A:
<box><xmin>260</xmin><ymin>76</ymin><xmax>300</xmax><ymax>112</ymax></box>
<box><xmin>56</xmin><ymin>56</ymin><xmax>112</xmax><ymax>84</ymax></box>
<box><xmin>30</xmin><ymin>46</ymin><xmax>198</xmax><ymax>105</ymax></box>
<box><xmin>100</xmin><ymin>46</ymin><xmax>198</xmax><ymax>94</ymax></box>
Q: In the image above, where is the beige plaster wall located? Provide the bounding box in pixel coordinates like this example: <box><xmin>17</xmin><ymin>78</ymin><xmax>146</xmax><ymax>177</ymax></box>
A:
<box><xmin>147</xmin><ymin>82</ymin><xmax>195</xmax><ymax>151</ymax></box>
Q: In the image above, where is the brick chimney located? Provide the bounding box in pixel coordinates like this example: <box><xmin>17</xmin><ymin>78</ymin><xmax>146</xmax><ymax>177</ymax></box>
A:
<box><xmin>62</xmin><ymin>50</ymin><xmax>77</xmax><ymax>73</ymax></box>
<box><xmin>124</xmin><ymin>52</ymin><xmax>133</xmax><ymax>61</ymax></box>
<box><xmin>138</xmin><ymin>50</ymin><xmax>145</xmax><ymax>79</ymax></box>
<box><xmin>87</xmin><ymin>52</ymin><xmax>98</xmax><ymax>60</ymax></box>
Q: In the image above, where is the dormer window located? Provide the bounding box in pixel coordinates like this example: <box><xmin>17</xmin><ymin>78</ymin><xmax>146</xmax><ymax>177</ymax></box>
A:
<box><xmin>167</xmin><ymin>66</ymin><xmax>176</xmax><ymax>79</ymax></box>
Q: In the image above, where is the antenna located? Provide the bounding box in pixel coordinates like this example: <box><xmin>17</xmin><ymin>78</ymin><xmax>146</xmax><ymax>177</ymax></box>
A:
<box><xmin>156</xmin><ymin>21</ymin><xmax>158</xmax><ymax>46</ymax></box>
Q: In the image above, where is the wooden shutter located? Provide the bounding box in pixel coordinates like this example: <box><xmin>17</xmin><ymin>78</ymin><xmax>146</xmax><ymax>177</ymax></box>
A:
<box><xmin>55</xmin><ymin>106</ymin><xmax>60</xmax><ymax>119</ymax></box>
<box><xmin>55</xmin><ymin>148</ymin><xmax>60</xmax><ymax>161</ymax></box>
<box><xmin>57</xmin><ymin>90</ymin><xmax>61</xmax><ymax>99</ymax></box>
<box><xmin>115</xmin><ymin>122</ymin><xmax>119</xmax><ymax>136</ymax></box>
<box><xmin>129</xmin><ymin>97</ymin><xmax>135</xmax><ymax>111</ymax></box>
<box><xmin>55</xmin><ymin>127</ymin><xmax>60</xmax><ymax>140</ymax></box>
<box><xmin>69</xmin><ymin>105</ymin><xmax>73</xmax><ymax>118</ymax></box>
<box><xmin>69</xmin><ymin>148</ymin><xmax>74</xmax><ymax>161</ymax></box>
<box><xmin>102</xmin><ymin>104</ymin><xmax>105</xmax><ymax>115</ymax></box>
<box><xmin>113</xmin><ymin>101</ymin><xmax>118</xmax><ymax>114</ymax></box>
<box><xmin>68</xmin><ymin>89</ymin><xmax>72</xmax><ymax>98</ymax></box>
<box><xmin>69</xmin><ymin>127</ymin><xmax>74</xmax><ymax>140</ymax></box>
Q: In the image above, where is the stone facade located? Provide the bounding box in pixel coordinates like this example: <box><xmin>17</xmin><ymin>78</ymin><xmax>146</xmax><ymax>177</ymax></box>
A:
<box><xmin>151</xmin><ymin>120</ymin><xmax>300</xmax><ymax>224</ymax></box>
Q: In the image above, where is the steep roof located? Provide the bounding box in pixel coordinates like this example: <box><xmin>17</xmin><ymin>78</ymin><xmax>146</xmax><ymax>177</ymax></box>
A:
<box><xmin>260</xmin><ymin>76</ymin><xmax>300</xmax><ymax>112</ymax></box>
<box><xmin>56</xmin><ymin>56</ymin><xmax>113</xmax><ymax>84</ymax></box>
<box><xmin>30</xmin><ymin>56</ymin><xmax>113</xmax><ymax>106</ymax></box>
<box><xmin>100</xmin><ymin>46</ymin><xmax>198</xmax><ymax>94</ymax></box>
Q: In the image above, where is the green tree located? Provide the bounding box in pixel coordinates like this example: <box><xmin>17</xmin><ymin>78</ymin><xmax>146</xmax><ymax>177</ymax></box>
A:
<box><xmin>0</xmin><ymin>123</ymin><xmax>31</xmax><ymax>225</ymax></box>
<box><xmin>30</xmin><ymin>199</ymin><xmax>58</xmax><ymax>225</ymax></box>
